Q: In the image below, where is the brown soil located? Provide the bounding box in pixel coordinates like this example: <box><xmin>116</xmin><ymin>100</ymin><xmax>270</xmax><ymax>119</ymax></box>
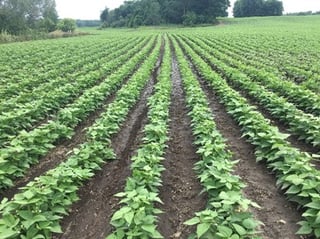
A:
<box><xmin>157</xmin><ymin>53</ymin><xmax>207</xmax><ymax>238</ymax></box>
<box><xmin>53</xmin><ymin>43</ymin><xmax>164</xmax><ymax>239</ymax></box>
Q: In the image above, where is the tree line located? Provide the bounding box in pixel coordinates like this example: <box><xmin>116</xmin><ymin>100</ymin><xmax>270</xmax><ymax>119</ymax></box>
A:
<box><xmin>233</xmin><ymin>0</ymin><xmax>283</xmax><ymax>17</ymax></box>
<box><xmin>0</xmin><ymin>0</ymin><xmax>58</xmax><ymax>34</ymax></box>
<box><xmin>100</xmin><ymin>0</ymin><xmax>230</xmax><ymax>27</ymax></box>
<box><xmin>0</xmin><ymin>0</ymin><xmax>78</xmax><ymax>35</ymax></box>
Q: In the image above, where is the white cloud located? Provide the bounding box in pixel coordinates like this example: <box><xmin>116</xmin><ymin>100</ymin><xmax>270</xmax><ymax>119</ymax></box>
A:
<box><xmin>56</xmin><ymin>0</ymin><xmax>125</xmax><ymax>20</ymax></box>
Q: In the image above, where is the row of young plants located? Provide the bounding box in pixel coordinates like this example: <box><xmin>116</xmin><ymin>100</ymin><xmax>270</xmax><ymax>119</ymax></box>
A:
<box><xmin>214</xmin><ymin>35</ymin><xmax>317</xmax><ymax>77</ymax></box>
<box><xmin>0</xmin><ymin>38</ymin><xmax>117</xmax><ymax>103</ymax></box>
<box><xmin>0</xmin><ymin>37</ymin><xmax>107</xmax><ymax>85</ymax></box>
<box><xmin>0</xmin><ymin>35</ymin><xmax>162</xmax><ymax>239</ymax></box>
<box><xmin>0</xmin><ymin>41</ymin><xmax>69</xmax><ymax>86</ymax></box>
<box><xmin>0</xmin><ymin>36</ymin><xmax>156</xmax><ymax>190</ymax></box>
<box><xmin>172</xmin><ymin>37</ymin><xmax>261</xmax><ymax>239</ymax></box>
<box><xmin>0</xmin><ymin>37</ymin><xmax>145</xmax><ymax>146</ymax></box>
<box><xmin>177</xmin><ymin>35</ymin><xmax>320</xmax><ymax>238</ymax></box>
<box><xmin>203</xmin><ymin>37</ymin><xmax>320</xmax><ymax>118</ymax></box>
<box><xmin>182</xmin><ymin>36</ymin><xmax>320</xmax><ymax>147</ymax></box>
<box><xmin>0</xmin><ymin>39</ymin><xmax>118</xmax><ymax>101</ymax></box>
<box><xmin>203</xmin><ymin>37</ymin><xmax>299</xmax><ymax>81</ymax></box>
<box><xmin>107</xmin><ymin>35</ymin><xmax>171</xmax><ymax>239</ymax></box>
<box><xmin>197</xmin><ymin>36</ymin><xmax>320</xmax><ymax>118</ymax></box>
<box><xmin>201</xmin><ymin>36</ymin><xmax>320</xmax><ymax>94</ymax></box>
<box><xmin>0</xmin><ymin>37</ymin><xmax>139</xmax><ymax>113</ymax></box>
<box><xmin>0</xmin><ymin>37</ymin><xmax>148</xmax><ymax>148</ymax></box>
<box><xmin>0</xmin><ymin>38</ymin><xmax>133</xmax><ymax>108</ymax></box>
<box><xmin>216</xmin><ymin>32</ymin><xmax>320</xmax><ymax>72</ymax></box>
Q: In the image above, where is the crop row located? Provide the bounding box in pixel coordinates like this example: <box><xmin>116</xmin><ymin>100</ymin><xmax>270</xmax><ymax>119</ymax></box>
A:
<box><xmin>203</xmin><ymin>36</ymin><xmax>320</xmax><ymax>94</ymax></box>
<box><xmin>0</xmin><ymin>36</ymin><xmax>156</xmax><ymax>190</ymax></box>
<box><xmin>172</xmin><ymin>36</ymin><xmax>261</xmax><ymax>239</ymax></box>
<box><xmin>0</xmin><ymin>39</ymin><xmax>112</xmax><ymax>98</ymax></box>
<box><xmin>217</xmin><ymin>36</ymin><xmax>318</xmax><ymax>75</ymax></box>
<box><xmin>107</xmin><ymin>35</ymin><xmax>171</xmax><ymax>239</ymax></box>
<box><xmin>0</xmin><ymin>38</ymin><xmax>106</xmax><ymax>87</ymax></box>
<box><xmin>181</xmin><ymin>35</ymin><xmax>320</xmax><ymax>147</ymax></box>
<box><xmin>177</xmin><ymin>35</ymin><xmax>320</xmax><ymax>238</ymax></box>
<box><xmin>0</xmin><ymin>38</ymin><xmax>136</xmax><ymax>107</ymax></box>
<box><xmin>0</xmin><ymin>36</ymin><xmax>162</xmax><ymax>239</ymax></box>
<box><xmin>0</xmin><ymin>37</ymin><xmax>148</xmax><ymax>148</ymax></box>
<box><xmin>196</xmin><ymin>36</ymin><xmax>320</xmax><ymax>117</ymax></box>
<box><xmin>0</xmin><ymin>36</ymin><xmax>146</xmax><ymax>146</ymax></box>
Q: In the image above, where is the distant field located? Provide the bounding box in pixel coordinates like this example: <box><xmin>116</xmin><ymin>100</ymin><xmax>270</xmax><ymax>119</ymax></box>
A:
<box><xmin>0</xmin><ymin>16</ymin><xmax>320</xmax><ymax>239</ymax></box>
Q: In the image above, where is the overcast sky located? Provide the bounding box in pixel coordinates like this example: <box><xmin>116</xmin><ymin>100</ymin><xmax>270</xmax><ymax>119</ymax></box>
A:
<box><xmin>56</xmin><ymin>0</ymin><xmax>320</xmax><ymax>20</ymax></box>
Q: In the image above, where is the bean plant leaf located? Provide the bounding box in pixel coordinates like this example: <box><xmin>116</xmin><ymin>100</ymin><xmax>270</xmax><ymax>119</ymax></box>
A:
<box><xmin>197</xmin><ymin>223</ymin><xmax>210</xmax><ymax>238</ymax></box>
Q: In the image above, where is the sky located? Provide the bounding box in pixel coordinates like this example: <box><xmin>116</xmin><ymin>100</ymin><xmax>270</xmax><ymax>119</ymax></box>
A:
<box><xmin>56</xmin><ymin>0</ymin><xmax>320</xmax><ymax>20</ymax></box>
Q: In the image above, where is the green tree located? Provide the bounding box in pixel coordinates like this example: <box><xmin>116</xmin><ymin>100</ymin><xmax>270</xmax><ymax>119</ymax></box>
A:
<box><xmin>106</xmin><ymin>0</ymin><xmax>230</xmax><ymax>27</ymax></box>
<box><xmin>0</xmin><ymin>0</ymin><xmax>58</xmax><ymax>34</ymax></box>
<box><xmin>233</xmin><ymin>0</ymin><xmax>283</xmax><ymax>17</ymax></box>
<box><xmin>100</xmin><ymin>7</ymin><xmax>109</xmax><ymax>22</ymax></box>
<box><xmin>182</xmin><ymin>11</ymin><xmax>197</xmax><ymax>26</ymax></box>
<box><xmin>57</xmin><ymin>18</ymin><xmax>76</xmax><ymax>32</ymax></box>
<box><xmin>263</xmin><ymin>0</ymin><xmax>283</xmax><ymax>16</ymax></box>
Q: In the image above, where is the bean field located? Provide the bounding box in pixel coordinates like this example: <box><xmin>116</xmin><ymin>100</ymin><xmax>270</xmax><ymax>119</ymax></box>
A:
<box><xmin>0</xmin><ymin>16</ymin><xmax>320</xmax><ymax>239</ymax></box>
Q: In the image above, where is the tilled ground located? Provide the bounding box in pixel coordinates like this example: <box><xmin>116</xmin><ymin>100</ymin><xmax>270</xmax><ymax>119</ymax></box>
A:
<box><xmin>157</xmin><ymin>55</ymin><xmax>207</xmax><ymax>239</ymax></box>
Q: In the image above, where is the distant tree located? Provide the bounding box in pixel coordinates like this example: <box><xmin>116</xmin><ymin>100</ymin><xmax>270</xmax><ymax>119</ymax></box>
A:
<box><xmin>233</xmin><ymin>0</ymin><xmax>283</xmax><ymax>17</ymax></box>
<box><xmin>100</xmin><ymin>7</ymin><xmax>109</xmax><ymax>22</ymax></box>
<box><xmin>58</xmin><ymin>18</ymin><xmax>76</xmax><ymax>32</ymax></box>
<box><xmin>76</xmin><ymin>20</ymin><xmax>101</xmax><ymax>27</ymax></box>
<box><xmin>105</xmin><ymin>0</ymin><xmax>230</xmax><ymax>27</ymax></box>
<box><xmin>0</xmin><ymin>0</ymin><xmax>58</xmax><ymax>34</ymax></box>
<box><xmin>182</xmin><ymin>11</ymin><xmax>197</xmax><ymax>26</ymax></box>
<box><xmin>233</xmin><ymin>0</ymin><xmax>264</xmax><ymax>17</ymax></box>
<box><xmin>142</xmin><ymin>0</ymin><xmax>161</xmax><ymax>25</ymax></box>
<box><xmin>261</xmin><ymin>0</ymin><xmax>283</xmax><ymax>16</ymax></box>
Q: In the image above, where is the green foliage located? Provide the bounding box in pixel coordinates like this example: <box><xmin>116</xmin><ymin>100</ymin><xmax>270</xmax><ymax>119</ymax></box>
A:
<box><xmin>0</xmin><ymin>35</ymin><xmax>160</xmax><ymax>239</ymax></box>
<box><xmin>100</xmin><ymin>7</ymin><xmax>109</xmax><ymax>23</ymax></box>
<box><xmin>107</xmin><ymin>36</ymin><xmax>169</xmax><ymax>239</ymax></box>
<box><xmin>57</xmin><ymin>18</ymin><xmax>76</xmax><ymax>33</ymax></box>
<box><xmin>233</xmin><ymin>0</ymin><xmax>283</xmax><ymax>17</ymax></box>
<box><xmin>177</xmin><ymin>31</ymin><xmax>320</xmax><ymax>238</ymax></box>
<box><xmin>104</xmin><ymin>0</ymin><xmax>230</xmax><ymax>27</ymax></box>
<box><xmin>0</xmin><ymin>0</ymin><xmax>58</xmax><ymax>34</ymax></box>
<box><xmin>0</xmin><ymin>36</ymin><xmax>155</xmax><ymax>190</ymax></box>
<box><xmin>182</xmin><ymin>11</ymin><xmax>197</xmax><ymax>26</ymax></box>
<box><xmin>184</xmin><ymin>36</ymin><xmax>320</xmax><ymax>147</ymax></box>
<box><xmin>173</xmin><ymin>36</ymin><xmax>261</xmax><ymax>239</ymax></box>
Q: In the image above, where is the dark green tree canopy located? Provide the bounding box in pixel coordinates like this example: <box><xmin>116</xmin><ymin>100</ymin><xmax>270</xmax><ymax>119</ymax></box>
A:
<box><xmin>102</xmin><ymin>0</ymin><xmax>230</xmax><ymax>27</ymax></box>
<box><xmin>0</xmin><ymin>0</ymin><xmax>58</xmax><ymax>34</ymax></box>
<box><xmin>233</xmin><ymin>0</ymin><xmax>283</xmax><ymax>17</ymax></box>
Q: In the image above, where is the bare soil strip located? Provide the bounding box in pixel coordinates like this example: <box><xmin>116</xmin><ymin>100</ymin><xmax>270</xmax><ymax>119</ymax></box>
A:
<box><xmin>196</xmin><ymin>76</ymin><xmax>303</xmax><ymax>239</ymax></box>
<box><xmin>54</xmin><ymin>44</ymin><xmax>164</xmax><ymax>239</ymax></box>
<box><xmin>157</xmin><ymin>53</ymin><xmax>207</xmax><ymax>239</ymax></box>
